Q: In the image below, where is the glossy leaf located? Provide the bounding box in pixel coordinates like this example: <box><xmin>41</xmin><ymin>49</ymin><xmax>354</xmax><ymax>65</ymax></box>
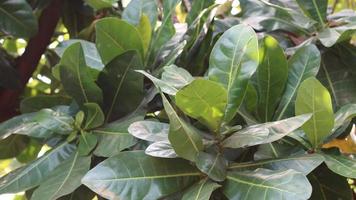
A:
<box><xmin>162</xmin><ymin>93</ymin><xmax>203</xmax><ymax>161</ymax></box>
<box><xmin>222</xmin><ymin>114</ymin><xmax>311</xmax><ymax>148</ymax></box>
<box><xmin>145</xmin><ymin>140</ymin><xmax>177</xmax><ymax>158</ymax></box>
<box><xmin>98</xmin><ymin>51</ymin><xmax>144</xmax><ymax>121</ymax></box>
<box><xmin>137</xmin><ymin>14</ymin><xmax>151</xmax><ymax>56</ymax></box>
<box><xmin>333</xmin><ymin>104</ymin><xmax>356</xmax><ymax>131</ymax></box>
<box><xmin>195</xmin><ymin>152</ymin><xmax>226</xmax><ymax>181</ymax></box>
<box><xmin>318</xmin><ymin>25</ymin><xmax>356</xmax><ymax>47</ymax></box>
<box><xmin>83</xmin><ymin>103</ymin><xmax>104</xmax><ymax>130</ymax></box>
<box><xmin>176</xmin><ymin>79</ymin><xmax>227</xmax><ymax>131</ymax></box>
<box><xmin>82</xmin><ymin>151</ymin><xmax>200</xmax><ymax>200</ymax></box>
<box><xmin>93</xmin><ymin>115</ymin><xmax>142</xmax><ymax>157</ymax></box>
<box><xmin>256</xmin><ymin>36</ymin><xmax>288</xmax><ymax>122</ymax></box>
<box><xmin>122</xmin><ymin>0</ymin><xmax>158</xmax><ymax>27</ymax></box>
<box><xmin>223</xmin><ymin>168</ymin><xmax>312</xmax><ymax>200</ymax></box>
<box><xmin>321</xmin><ymin>149</ymin><xmax>356</xmax><ymax>178</ymax></box>
<box><xmin>0</xmin><ymin>0</ymin><xmax>38</xmax><ymax>37</ymax></box>
<box><xmin>161</xmin><ymin>65</ymin><xmax>194</xmax><ymax>90</ymax></box>
<box><xmin>295</xmin><ymin>77</ymin><xmax>334</xmax><ymax>147</ymax></box>
<box><xmin>296</xmin><ymin>0</ymin><xmax>327</xmax><ymax>26</ymax></box>
<box><xmin>78</xmin><ymin>132</ymin><xmax>98</xmax><ymax>156</ymax></box>
<box><xmin>55</xmin><ymin>39</ymin><xmax>104</xmax><ymax>71</ymax></box>
<box><xmin>182</xmin><ymin>178</ymin><xmax>221</xmax><ymax>200</ymax></box>
<box><xmin>254</xmin><ymin>138</ymin><xmax>307</xmax><ymax>160</ymax></box>
<box><xmin>275</xmin><ymin>45</ymin><xmax>321</xmax><ymax>120</ymax></box>
<box><xmin>128</xmin><ymin>121</ymin><xmax>169</xmax><ymax>142</ymax></box>
<box><xmin>0</xmin><ymin>143</ymin><xmax>75</xmax><ymax>194</ymax></box>
<box><xmin>137</xmin><ymin>70</ymin><xmax>178</xmax><ymax>95</ymax></box>
<box><xmin>95</xmin><ymin>18</ymin><xmax>144</xmax><ymax>64</ymax></box>
<box><xmin>59</xmin><ymin>43</ymin><xmax>103</xmax><ymax>107</ymax></box>
<box><xmin>31</xmin><ymin>153</ymin><xmax>91</xmax><ymax>200</ymax></box>
<box><xmin>208</xmin><ymin>24</ymin><xmax>259</xmax><ymax>123</ymax></box>
<box><xmin>229</xmin><ymin>153</ymin><xmax>324</xmax><ymax>175</ymax></box>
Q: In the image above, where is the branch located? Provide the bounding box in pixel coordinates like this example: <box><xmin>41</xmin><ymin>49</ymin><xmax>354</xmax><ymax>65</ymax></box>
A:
<box><xmin>0</xmin><ymin>0</ymin><xmax>63</xmax><ymax>122</ymax></box>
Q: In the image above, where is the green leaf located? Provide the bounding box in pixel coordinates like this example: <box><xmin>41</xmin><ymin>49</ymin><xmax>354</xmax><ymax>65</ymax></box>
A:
<box><xmin>136</xmin><ymin>70</ymin><xmax>178</xmax><ymax>95</ymax></box>
<box><xmin>195</xmin><ymin>152</ymin><xmax>226</xmax><ymax>181</ymax></box>
<box><xmin>321</xmin><ymin>149</ymin><xmax>356</xmax><ymax>178</ymax></box>
<box><xmin>0</xmin><ymin>108</ymin><xmax>74</xmax><ymax>139</ymax></box>
<box><xmin>78</xmin><ymin>132</ymin><xmax>98</xmax><ymax>156</ymax></box>
<box><xmin>162</xmin><ymin>93</ymin><xmax>203</xmax><ymax>161</ymax></box>
<box><xmin>186</xmin><ymin>0</ymin><xmax>215</xmax><ymax>25</ymax></box>
<box><xmin>16</xmin><ymin>139</ymin><xmax>42</xmax><ymax>163</ymax></box>
<box><xmin>137</xmin><ymin>14</ymin><xmax>152</xmax><ymax>56</ymax></box>
<box><xmin>333</xmin><ymin>104</ymin><xmax>356</xmax><ymax>131</ymax></box>
<box><xmin>98</xmin><ymin>51</ymin><xmax>144</xmax><ymax>122</ymax></box>
<box><xmin>93</xmin><ymin>115</ymin><xmax>142</xmax><ymax>157</ymax></box>
<box><xmin>161</xmin><ymin>65</ymin><xmax>194</xmax><ymax>90</ymax></box>
<box><xmin>122</xmin><ymin>0</ymin><xmax>158</xmax><ymax>27</ymax></box>
<box><xmin>83</xmin><ymin>103</ymin><xmax>104</xmax><ymax>130</ymax></box>
<box><xmin>222</xmin><ymin>114</ymin><xmax>311</xmax><ymax>148</ymax></box>
<box><xmin>208</xmin><ymin>24</ymin><xmax>259</xmax><ymax>123</ymax></box>
<box><xmin>275</xmin><ymin>45</ymin><xmax>321</xmax><ymax>120</ymax></box>
<box><xmin>308</xmin><ymin>165</ymin><xmax>353</xmax><ymax>200</ymax></box>
<box><xmin>145</xmin><ymin>140</ymin><xmax>177</xmax><ymax>158</ymax></box>
<box><xmin>55</xmin><ymin>39</ymin><xmax>104</xmax><ymax>71</ymax></box>
<box><xmin>84</xmin><ymin>0</ymin><xmax>116</xmax><ymax>10</ymax></box>
<box><xmin>20</xmin><ymin>95</ymin><xmax>72</xmax><ymax>113</ymax></box>
<box><xmin>0</xmin><ymin>0</ymin><xmax>38</xmax><ymax>37</ymax></box>
<box><xmin>229</xmin><ymin>153</ymin><xmax>324</xmax><ymax>175</ymax></box>
<box><xmin>128</xmin><ymin>121</ymin><xmax>169</xmax><ymax>142</ymax></box>
<box><xmin>176</xmin><ymin>79</ymin><xmax>227</xmax><ymax>131</ymax></box>
<box><xmin>0</xmin><ymin>135</ymin><xmax>29</xmax><ymax>159</ymax></box>
<box><xmin>0</xmin><ymin>142</ymin><xmax>75</xmax><ymax>194</ymax></box>
<box><xmin>223</xmin><ymin>169</ymin><xmax>312</xmax><ymax>200</ymax></box>
<box><xmin>296</xmin><ymin>0</ymin><xmax>327</xmax><ymax>26</ymax></box>
<box><xmin>59</xmin><ymin>42</ymin><xmax>103</xmax><ymax>107</ymax></box>
<box><xmin>318</xmin><ymin>25</ymin><xmax>356</xmax><ymax>47</ymax></box>
<box><xmin>182</xmin><ymin>178</ymin><xmax>221</xmax><ymax>200</ymax></box>
<box><xmin>82</xmin><ymin>151</ymin><xmax>200</xmax><ymax>200</ymax></box>
<box><xmin>295</xmin><ymin>77</ymin><xmax>334</xmax><ymax>147</ymax></box>
<box><xmin>31</xmin><ymin>153</ymin><xmax>91</xmax><ymax>200</ymax></box>
<box><xmin>256</xmin><ymin>36</ymin><xmax>288</xmax><ymax>122</ymax></box>
<box><xmin>95</xmin><ymin>17</ymin><xmax>144</xmax><ymax>64</ymax></box>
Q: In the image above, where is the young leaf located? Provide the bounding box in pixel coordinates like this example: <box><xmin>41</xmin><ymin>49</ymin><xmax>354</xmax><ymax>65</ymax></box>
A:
<box><xmin>83</xmin><ymin>103</ymin><xmax>104</xmax><ymax>130</ymax></box>
<box><xmin>321</xmin><ymin>149</ymin><xmax>356</xmax><ymax>178</ymax></box>
<box><xmin>59</xmin><ymin>43</ymin><xmax>103</xmax><ymax>107</ymax></box>
<box><xmin>0</xmin><ymin>0</ymin><xmax>38</xmax><ymax>37</ymax></box>
<box><xmin>256</xmin><ymin>36</ymin><xmax>288</xmax><ymax>122</ymax></box>
<box><xmin>98</xmin><ymin>51</ymin><xmax>144</xmax><ymax>121</ymax></box>
<box><xmin>78</xmin><ymin>132</ymin><xmax>98</xmax><ymax>156</ymax></box>
<box><xmin>176</xmin><ymin>79</ymin><xmax>227</xmax><ymax>131</ymax></box>
<box><xmin>82</xmin><ymin>151</ymin><xmax>200</xmax><ymax>200</ymax></box>
<box><xmin>229</xmin><ymin>153</ymin><xmax>324</xmax><ymax>175</ymax></box>
<box><xmin>162</xmin><ymin>93</ymin><xmax>203</xmax><ymax>162</ymax></box>
<box><xmin>195</xmin><ymin>152</ymin><xmax>226</xmax><ymax>182</ymax></box>
<box><xmin>182</xmin><ymin>178</ymin><xmax>221</xmax><ymax>200</ymax></box>
<box><xmin>95</xmin><ymin>18</ymin><xmax>144</xmax><ymax>64</ymax></box>
<box><xmin>93</xmin><ymin>115</ymin><xmax>142</xmax><ymax>157</ymax></box>
<box><xmin>295</xmin><ymin>77</ymin><xmax>334</xmax><ymax>147</ymax></box>
<box><xmin>222</xmin><ymin>114</ymin><xmax>311</xmax><ymax>148</ymax></box>
<box><xmin>128</xmin><ymin>121</ymin><xmax>169</xmax><ymax>142</ymax></box>
<box><xmin>0</xmin><ymin>143</ymin><xmax>75</xmax><ymax>194</ymax></box>
<box><xmin>295</xmin><ymin>0</ymin><xmax>327</xmax><ymax>26</ymax></box>
<box><xmin>145</xmin><ymin>140</ymin><xmax>177</xmax><ymax>158</ymax></box>
<box><xmin>208</xmin><ymin>24</ymin><xmax>259</xmax><ymax>123</ymax></box>
<box><xmin>137</xmin><ymin>14</ymin><xmax>151</xmax><ymax>56</ymax></box>
<box><xmin>275</xmin><ymin>45</ymin><xmax>321</xmax><ymax>120</ymax></box>
<box><xmin>31</xmin><ymin>153</ymin><xmax>91</xmax><ymax>200</ymax></box>
<box><xmin>223</xmin><ymin>169</ymin><xmax>312</xmax><ymax>200</ymax></box>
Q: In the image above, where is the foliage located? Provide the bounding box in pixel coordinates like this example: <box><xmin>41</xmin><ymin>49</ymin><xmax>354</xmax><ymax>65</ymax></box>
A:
<box><xmin>0</xmin><ymin>0</ymin><xmax>355</xmax><ymax>199</ymax></box>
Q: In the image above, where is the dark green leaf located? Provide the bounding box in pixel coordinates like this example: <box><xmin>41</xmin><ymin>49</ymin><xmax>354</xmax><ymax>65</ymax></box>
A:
<box><xmin>195</xmin><ymin>152</ymin><xmax>226</xmax><ymax>181</ymax></box>
<box><xmin>98</xmin><ymin>51</ymin><xmax>144</xmax><ymax>121</ymax></box>
<box><xmin>186</xmin><ymin>0</ymin><xmax>215</xmax><ymax>25</ymax></box>
<box><xmin>95</xmin><ymin>18</ymin><xmax>144</xmax><ymax>64</ymax></box>
<box><xmin>0</xmin><ymin>135</ymin><xmax>29</xmax><ymax>159</ymax></box>
<box><xmin>162</xmin><ymin>93</ymin><xmax>203</xmax><ymax>161</ymax></box>
<box><xmin>145</xmin><ymin>140</ymin><xmax>177</xmax><ymax>158</ymax></box>
<box><xmin>31</xmin><ymin>153</ymin><xmax>91</xmax><ymax>200</ymax></box>
<box><xmin>321</xmin><ymin>149</ymin><xmax>356</xmax><ymax>178</ymax></box>
<box><xmin>82</xmin><ymin>151</ymin><xmax>200</xmax><ymax>200</ymax></box>
<box><xmin>256</xmin><ymin>35</ymin><xmax>288</xmax><ymax>122</ymax></box>
<box><xmin>128</xmin><ymin>121</ymin><xmax>169</xmax><ymax>142</ymax></box>
<box><xmin>59</xmin><ymin>43</ymin><xmax>103</xmax><ymax>107</ymax></box>
<box><xmin>229</xmin><ymin>153</ymin><xmax>324</xmax><ymax>175</ymax></box>
<box><xmin>83</xmin><ymin>103</ymin><xmax>104</xmax><ymax>130</ymax></box>
<box><xmin>122</xmin><ymin>0</ymin><xmax>158</xmax><ymax>27</ymax></box>
<box><xmin>333</xmin><ymin>104</ymin><xmax>356</xmax><ymax>131</ymax></box>
<box><xmin>275</xmin><ymin>45</ymin><xmax>321</xmax><ymax>120</ymax></box>
<box><xmin>78</xmin><ymin>132</ymin><xmax>98</xmax><ymax>156</ymax></box>
<box><xmin>0</xmin><ymin>142</ymin><xmax>75</xmax><ymax>194</ymax></box>
<box><xmin>222</xmin><ymin>114</ymin><xmax>311</xmax><ymax>148</ymax></box>
<box><xmin>0</xmin><ymin>0</ymin><xmax>38</xmax><ymax>37</ymax></box>
<box><xmin>182</xmin><ymin>178</ymin><xmax>221</xmax><ymax>200</ymax></box>
<box><xmin>296</xmin><ymin>0</ymin><xmax>327</xmax><ymax>26</ymax></box>
<box><xmin>295</xmin><ymin>77</ymin><xmax>334</xmax><ymax>147</ymax></box>
<box><xmin>208</xmin><ymin>24</ymin><xmax>259</xmax><ymax>123</ymax></box>
<box><xmin>20</xmin><ymin>95</ymin><xmax>72</xmax><ymax>113</ymax></box>
<box><xmin>176</xmin><ymin>79</ymin><xmax>227</xmax><ymax>131</ymax></box>
<box><xmin>254</xmin><ymin>138</ymin><xmax>305</xmax><ymax>160</ymax></box>
<box><xmin>223</xmin><ymin>168</ymin><xmax>312</xmax><ymax>200</ymax></box>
